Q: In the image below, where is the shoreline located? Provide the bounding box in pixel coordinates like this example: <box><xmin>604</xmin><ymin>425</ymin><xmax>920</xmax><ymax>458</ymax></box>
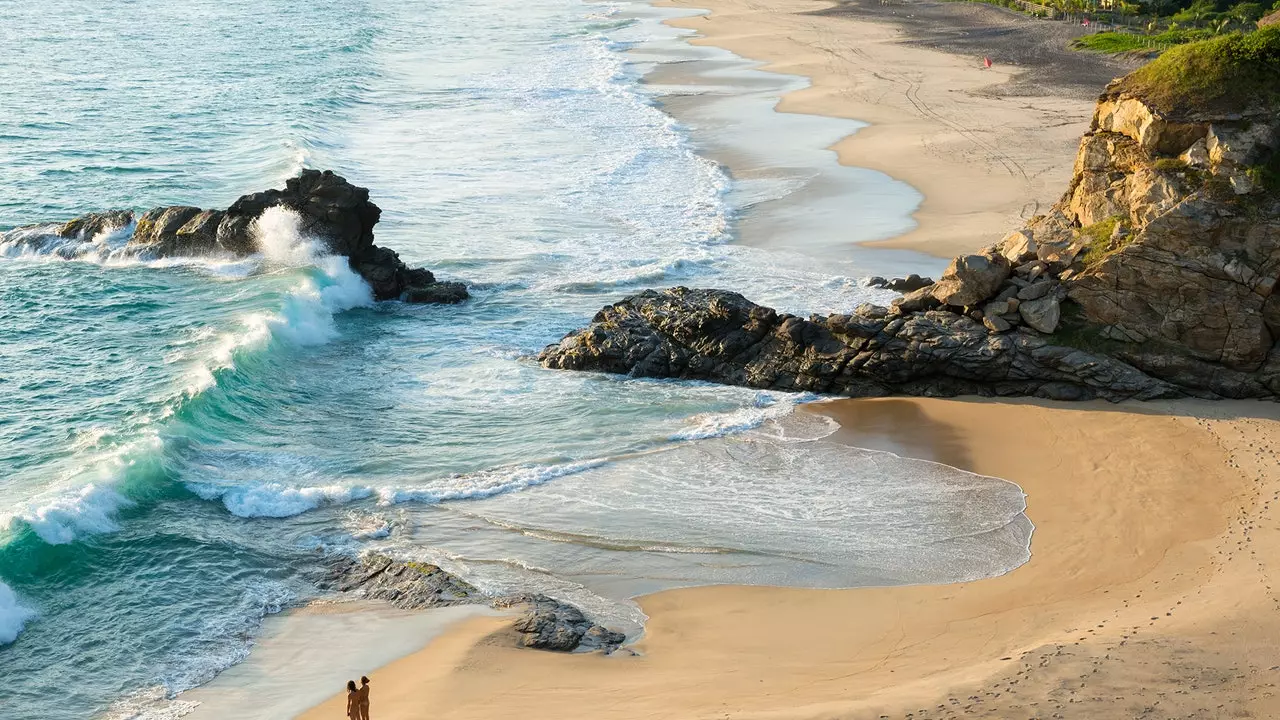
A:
<box><xmin>657</xmin><ymin>0</ymin><xmax>1134</xmax><ymax>258</ymax></box>
<box><xmin>296</xmin><ymin>396</ymin><xmax>1280</xmax><ymax>719</ymax></box>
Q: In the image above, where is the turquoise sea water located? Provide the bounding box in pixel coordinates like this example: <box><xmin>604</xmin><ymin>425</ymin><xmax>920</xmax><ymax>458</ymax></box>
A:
<box><xmin>0</xmin><ymin>1</ymin><xmax>1032</xmax><ymax>717</ymax></box>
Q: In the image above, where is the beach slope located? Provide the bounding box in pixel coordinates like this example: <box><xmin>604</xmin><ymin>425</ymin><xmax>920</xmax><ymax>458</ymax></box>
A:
<box><xmin>300</xmin><ymin>397</ymin><xmax>1280</xmax><ymax>720</ymax></box>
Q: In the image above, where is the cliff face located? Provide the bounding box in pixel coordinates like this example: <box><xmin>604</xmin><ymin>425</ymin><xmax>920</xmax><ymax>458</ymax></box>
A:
<box><xmin>1034</xmin><ymin>92</ymin><xmax>1279</xmax><ymax>372</ymax></box>
<box><xmin>540</xmin><ymin>36</ymin><xmax>1280</xmax><ymax>401</ymax></box>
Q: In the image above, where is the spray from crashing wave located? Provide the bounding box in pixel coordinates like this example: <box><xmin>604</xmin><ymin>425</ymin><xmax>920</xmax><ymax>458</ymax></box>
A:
<box><xmin>0</xmin><ymin>581</ymin><xmax>36</xmax><ymax>646</ymax></box>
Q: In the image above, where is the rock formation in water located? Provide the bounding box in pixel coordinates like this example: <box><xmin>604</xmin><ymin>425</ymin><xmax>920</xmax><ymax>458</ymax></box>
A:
<box><xmin>318</xmin><ymin>554</ymin><xmax>626</xmax><ymax>653</ymax></box>
<box><xmin>9</xmin><ymin>170</ymin><xmax>467</xmax><ymax>304</ymax></box>
<box><xmin>540</xmin><ymin>31</ymin><xmax>1280</xmax><ymax>401</ymax></box>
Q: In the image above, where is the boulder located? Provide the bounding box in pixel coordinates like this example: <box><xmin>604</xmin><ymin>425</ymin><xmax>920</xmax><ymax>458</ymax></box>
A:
<box><xmin>1018</xmin><ymin>281</ymin><xmax>1055</xmax><ymax>301</ymax></box>
<box><xmin>1180</xmin><ymin>138</ymin><xmax>1209</xmax><ymax>168</ymax></box>
<box><xmin>866</xmin><ymin>274</ymin><xmax>934</xmax><ymax>293</ymax></box>
<box><xmin>496</xmin><ymin>595</ymin><xmax>626</xmax><ymax>653</ymax></box>
<box><xmin>892</xmin><ymin>286</ymin><xmax>941</xmax><ymax>314</ymax></box>
<box><xmin>317</xmin><ymin>554</ymin><xmax>481</xmax><ymax>608</ymax></box>
<box><xmin>983</xmin><ymin>314</ymin><xmax>1012</xmax><ymax>333</ymax></box>
<box><xmin>1018</xmin><ymin>295</ymin><xmax>1062</xmax><ymax>333</ymax></box>
<box><xmin>885</xmin><ymin>274</ymin><xmax>934</xmax><ymax>293</ymax></box>
<box><xmin>998</xmin><ymin>230</ymin><xmax>1037</xmax><ymax>265</ymax></box>
<box><xmin>930</xmin><ymin>251</ymin><xmax>1011</xmax><ymax>307</ymax></box>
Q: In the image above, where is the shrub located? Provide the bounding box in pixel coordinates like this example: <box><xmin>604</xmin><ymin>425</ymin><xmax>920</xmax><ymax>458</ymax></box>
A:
<box><xmin>1112</xmin><ymin>25</ymin><xmax>1280</xmax><ymax>114</ymax></box>
<box><xmin>1073</xmin><ymin>28</ymin><xmax>1214</xmax><ymax>53</ymax></box>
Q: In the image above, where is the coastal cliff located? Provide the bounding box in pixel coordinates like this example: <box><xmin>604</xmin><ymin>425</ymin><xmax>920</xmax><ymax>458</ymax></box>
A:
<box><xmin>540</xmin><ymin>29</ymin><xmax>1280</xmax><ymax>400</ymax></box>
<box><xmin>4</xmin><ymin>170</ymin><xmax>467</xmax><ymax>304</ymax></box>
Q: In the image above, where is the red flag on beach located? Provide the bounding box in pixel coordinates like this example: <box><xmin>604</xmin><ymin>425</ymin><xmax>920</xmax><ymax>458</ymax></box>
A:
<box><xmin>983</xmin><ymin>56</ymin><xmax>992</xmax><ymax>69</ymax></box>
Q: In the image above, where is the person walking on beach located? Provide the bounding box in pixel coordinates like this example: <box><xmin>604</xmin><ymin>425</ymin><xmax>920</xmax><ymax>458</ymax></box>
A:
<box><xmin>346</xmin><ymin>680</ymin><xmax>360</xmax><ymax>720</ymax></box>
<box><xmin>358</xmin><ymin>675</ymin><xmax>372</xmax><ymax>719</ymax></box>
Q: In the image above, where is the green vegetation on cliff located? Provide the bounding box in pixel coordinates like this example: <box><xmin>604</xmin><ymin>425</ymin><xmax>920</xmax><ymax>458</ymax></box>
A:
<box><xmin>1073</xmin><ymin>28</ymin><xmax>1214</xmax><ymax>53</ymax></box>
<box><xmin>1113</xmin><ymin>25</ymin><xmax>1280</xmax><ymax>113</ymax></box>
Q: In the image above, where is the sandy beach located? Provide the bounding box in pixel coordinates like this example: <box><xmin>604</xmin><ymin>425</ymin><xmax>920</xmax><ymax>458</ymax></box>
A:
<box><xmin>659</xmin><ymin>0</ymin><xmax>1135</xmax><ymax>258</ymax></box>
<box><xmin>298</xmin><ymin>397</ymin><xmax>1280</xmax><ymax>719</ymax></box>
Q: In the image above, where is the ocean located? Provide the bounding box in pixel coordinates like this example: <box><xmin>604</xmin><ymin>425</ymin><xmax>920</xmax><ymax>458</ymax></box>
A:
<box><xmin>0</xmin><ymin>0</ymin><xmax>1031</xmax><ymax>717</ymax></box>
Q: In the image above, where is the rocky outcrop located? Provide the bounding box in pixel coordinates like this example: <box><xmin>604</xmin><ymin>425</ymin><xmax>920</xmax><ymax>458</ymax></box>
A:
<box><xmin>539</xmin><ymin>286</ymin><xmax>1179</xmax><ymax>401</ymax></box>
<box><xmin>318</xmin><ymin>554</ymin><xmax>482</xmax><ymax>608</ymax></box>
<box><xmin>1049</xmin><ymin>84</ymin><xmax>1280</xmax><ymax>383</ymax></box>
<box><xmin>317</xmin><ymin>554</ymin><xmax>626</xmax><ymax>654</ymax></box>
<box><xmin>8</xmin><ymin>170</ymin><xmax>466</xmax><ymax>304</ymax></box>
<box><xmin>540</xmin><ymin>64</ymin><xmax>1280</xmax><ymax>401</ymax></box>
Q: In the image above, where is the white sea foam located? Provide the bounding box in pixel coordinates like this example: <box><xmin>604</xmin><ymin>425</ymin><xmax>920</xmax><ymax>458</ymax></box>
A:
<box><xmin>188</xmin><ymin>482</ymin><xmax>375</xmax><ymax>519</ymax></box>
<box><xmin>250</xmin><ymin>207</ymin><xmax>374</xmax><ymax>347</ymax></box>
<box><xmin>185</xmin><ymin>460</ymin><xmax>606</xmax><ymax>520</ymax></box>
<box><xmin>0</xmin><ymin>580</ymin><xmax>36</xmax><ymax>645</ymax></box>
<box><xmin>4</xmin><ymin>481</ymin><xmax>136</xmax><ymax>546</ymax></box>
<box><xmin>669</xmin><ymin>392</ymin><xmax>821</xmax><ymax>441</ymax></box>
<box><xmin>377</xmin><ymin>460</ymin><xmax>607</xmax><ymax>505</ymax></box>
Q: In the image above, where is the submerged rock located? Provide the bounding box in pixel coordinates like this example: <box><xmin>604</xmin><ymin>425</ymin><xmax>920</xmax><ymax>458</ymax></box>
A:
<box><xmin>10</xmin><ymin>170</ymin><xmax>467</xmax><ymax>304</ymax></box>
<box><xmin>317</xmin><ymin>553</ymin><xmax>626</xmax><ymax>654</ymax></box>
<box><xmin>866</xmin><ymin>273</ymin><xmax>934</xmax><ymax>293</ymax></box>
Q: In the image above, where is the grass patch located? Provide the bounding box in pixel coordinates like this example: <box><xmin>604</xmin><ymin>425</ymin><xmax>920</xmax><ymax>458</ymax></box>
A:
<box><xmin>1079</xmin><ymin>216</ymin><xmax>1130</xmax><ymax>268</ymax></box>
<box><xmin>1112</xmin><ymin>26</ymin><xmax>1280</xmax><ymax>115</ymax></box>
<box><xmin>1245</xmin><ymin>149</ymin><xmax>1280</xmax><ymax>192</ymax></box>
<box><xmin>1073</xmin><ymin>29</ymin><xmax>1213</xmax><ymax>54</ymax></box>
<box><xmin>1153</xmin><ymin>157</ymin><xmax>1190</xmax><ymax>172</ymax></box>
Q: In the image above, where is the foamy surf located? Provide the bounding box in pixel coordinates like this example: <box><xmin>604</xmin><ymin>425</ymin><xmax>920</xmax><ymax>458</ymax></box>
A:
<box><xmin>0</xmin><ymin>580</ymin><xmax>36</xmax><ymax>645</ymax></box>
<box><xmin>669</xmin><ymin>391</ymin><xmax>824</xmax><ymax>441</ymax></box>
<box><xmin>375</xmin><ymin>459</ymin><xmax>609</xmax><ymax>505</ymax></box>
<box><xmin>2</xmin><ymin>207</ymin><xmax>376</xmax><ymax>549</ymax></box>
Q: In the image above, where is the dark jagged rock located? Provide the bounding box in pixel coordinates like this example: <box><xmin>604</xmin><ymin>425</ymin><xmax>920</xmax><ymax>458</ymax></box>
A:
<box><xmin>318</xmin><ymin>554</ymin><xmax>481</xmax><ymax>609</ymax></box>
<box><xmin>539</xmin><ymin>286</ymin><xmax>1183</xmax><ymax>402</ymax></box>
<box><xmin>57</xmin><ymin>210</ymin><xmax>134</xmax><ymax>240</ymax></box>
<box><xmin>494</xmin><ymin>594</ymin><xmax>626</xmax><ymax>653</ymax></box>
<box><xmin>9</xmin><ymin>170</ymin><xmax>466</xmax><ymax>304</ymax></box>
<box><xmin>317</xmin><ymin>554</ymin><xmax>625</xmax><ymax>654</ymax></box>
<box><xmin>865</xmin><ymin>273</ymin><xmax>934</xmax><ymax>293</ymax></box>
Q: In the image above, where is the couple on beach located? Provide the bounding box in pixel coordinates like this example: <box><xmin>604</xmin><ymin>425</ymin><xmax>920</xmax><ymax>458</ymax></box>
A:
<box><xmin>345</xmin><ymin>675</ymin><xmax>371</xmax><ymax>719</ymax></box>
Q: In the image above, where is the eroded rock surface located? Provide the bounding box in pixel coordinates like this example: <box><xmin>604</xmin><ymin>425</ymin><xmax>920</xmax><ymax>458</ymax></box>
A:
<box><xmin>5</xmin><ymin>170</ymin><xmax>467</xmax><ymax>304</ymax></box>
<box><xmin>539</xmin><ymin>286</ymin><xmax>1181</xmax><ymax>401</ymax></box>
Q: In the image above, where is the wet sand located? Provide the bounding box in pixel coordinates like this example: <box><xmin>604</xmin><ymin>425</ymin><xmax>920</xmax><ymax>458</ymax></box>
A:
<box><xmin>658</xmin><ymin>0</ymin><xmax>1137</xmax><ymax>258</ymax></box>
<box><xmin>298</xmin><ymin>397</ymin><xmax>1280</xmax><ymax>720</ymax></box>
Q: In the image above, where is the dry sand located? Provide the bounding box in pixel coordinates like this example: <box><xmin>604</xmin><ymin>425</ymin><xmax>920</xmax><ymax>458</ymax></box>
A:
<box><xmin>657</xmin><ymin>0</ymin><xmax>1125</xmax><ymax>258</ymax></box>
<box><xmin>300</xmin><ymin>397</ymin><xmax>1280</xmax><ymax>720</ymax></box>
